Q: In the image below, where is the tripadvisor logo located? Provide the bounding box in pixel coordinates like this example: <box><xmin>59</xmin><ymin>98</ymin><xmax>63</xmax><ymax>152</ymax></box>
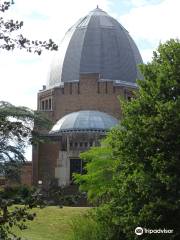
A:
<box><xmin>135</xmin><ymin>227</ymin><xmax>143</xmax><ymax>235</ymax></box>
<box><xmin>135</xmin><ymin>227</ymin><xmax>174</xmax><ymax>235</ymax></box>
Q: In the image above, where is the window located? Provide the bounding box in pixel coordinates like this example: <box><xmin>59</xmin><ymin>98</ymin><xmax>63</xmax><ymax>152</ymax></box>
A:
<box><xmin>41</xmin><ymin>98</ymin><xmax>53</xmax><ymax>111</ymax></box>
<box><xmin>45</xmin><ymin>100</ymin><xmax>48</xmax><ymax>110</ymax></box>
<box><xmin>70</xmin><ymin>83</ymin><xmax>72</xmax><ymax>94</ymax></box>
<box><xmin>105</xmin><ymin>81</ymin><xmax>108</xmax><ymax>94</ymax></box>
<box><xmin>70</xmin><ymin>158</ymin><xmax>86</xmax><ymax>181</ymax></box>
<box><xmin>97</xmin><ymin>82</ymin><xmax>100</xmax><ymax>93</ymax></box>
<box><xmin>41</xmin><ymin>101</ymin><xmax>45</xmax><ymax>110</ymax></box>
<box><xmin>49</xmin><ymin>98</ymin><xmax>52</xmax><ymax>110</ymax></box>
<box><xmin>124</xmin><ymin>88</ymin><xmax>133</xmax><ymax>101</ymax></box>
<box><xmin>70</xmin><ymin>159</ymin><xmax>82</xmax><ymax>180</ymax></box>
<box><xmin>78</xmin><ymin>82</ymin><xmax>80</xmax><ymax>94</ymax></box>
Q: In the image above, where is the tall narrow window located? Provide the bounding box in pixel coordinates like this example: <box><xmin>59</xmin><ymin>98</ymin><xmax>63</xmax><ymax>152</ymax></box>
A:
<box><xmin>105</xmin><ymin>81</ymin><xmax>108</xmax><ymax>94</ymax></box>
<box><xmin>113</xmin><ymin>86</ymin><xmax>116</xmax><ymax>93</ymax></box>
<box><xmin>70</xmin><ymin>83</ymin><xmax>72</xmax><ymax>94</ymax></box>
<box><xmin>49</xmin><ymin>98</ymin><xmax>52</xmax><ymax>110</ymax></box>
<box><xmin>41</xmin><ymin>101</ymin><xmax>45</xmax><ymax>110</ymax></box>
<box><xmin>45</xmin><ymin>100</ymin><xmax>48</xmax><ymax>110</ymax></box>
<box><xmin>97</xmin><ymin>82</ymin><xmax>100</xmax><ymax>94</ymax></box>
<box><xmin>78</xmin><ymin>82</ymin><xmax>80</xmax><ymax>94</ymax></box>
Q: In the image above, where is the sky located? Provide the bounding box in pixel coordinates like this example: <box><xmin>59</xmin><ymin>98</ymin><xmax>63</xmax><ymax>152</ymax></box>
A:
<box><xmin>0</xmin><ymin>0</ymin><xmax>180</xmax><ymax>160</ymax></box>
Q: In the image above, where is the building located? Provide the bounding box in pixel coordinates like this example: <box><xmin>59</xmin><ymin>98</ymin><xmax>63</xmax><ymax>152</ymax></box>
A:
<box><xmin>20</xmin><ymin>162</ymin><xmax>32</xmax><ymax>187</ymax></box>
<box><xmin>32</xmin><ymin>7</ymin><xmax>143</xmax><ymax>186</ymax></box>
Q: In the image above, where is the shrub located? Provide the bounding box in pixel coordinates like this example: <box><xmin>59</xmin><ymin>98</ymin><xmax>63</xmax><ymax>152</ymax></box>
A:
<box><xmin>0</xmin><ymin>185</ymin><xmax>34</xmax><ymax>203</ymax></box>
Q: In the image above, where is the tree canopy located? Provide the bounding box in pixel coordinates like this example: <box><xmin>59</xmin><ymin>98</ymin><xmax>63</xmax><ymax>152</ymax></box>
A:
<box><xmin>0</xmin><ymin>101</ymin><xmax>51</xmax><ymax>180</ymax></box>
<box><xmin>76</xmin><ymin>39</ymin><xmax>180</xmax><ymax>240</ymax></box>
<box><xmin>0</xmin><ymin>0</ymin><xmax>58</xmax><ymax>54</ymax></box>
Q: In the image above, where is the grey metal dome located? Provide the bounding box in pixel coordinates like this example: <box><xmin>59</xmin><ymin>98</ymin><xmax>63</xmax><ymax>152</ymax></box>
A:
<box><xmin>47</xmin><ymin>7</ymin><xmax>143</xmax><ymax>89</ymax></box>
<box><xmin>50</xmin><ymin>110</ymin><xmax>118</xmax><ymax>134</ymax></box>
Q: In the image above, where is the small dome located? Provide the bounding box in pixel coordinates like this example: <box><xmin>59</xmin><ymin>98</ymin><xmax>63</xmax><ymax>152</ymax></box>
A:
<box><xmin>50</xmin><ymin>110</ymin><xmax>119</xmax><ymax>134</ymax></box>
<box><xmin>47</xmin><ymin>7</ymin><xmax>143</xmax><ymax>89</ymax></box>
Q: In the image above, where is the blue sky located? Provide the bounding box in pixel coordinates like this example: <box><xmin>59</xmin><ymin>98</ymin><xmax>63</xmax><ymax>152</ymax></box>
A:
<box><xmin>0</xmin><ymin>0</ymin><xmax>180</xmax><ymax>160</ymax></box>
<box><xmin>110</xmin><ymin>0</ymin><xmax>163</xmax><ymax>15</ymax></box>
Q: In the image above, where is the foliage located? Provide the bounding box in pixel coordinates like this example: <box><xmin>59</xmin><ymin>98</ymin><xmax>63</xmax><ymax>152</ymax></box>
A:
<box><xmin>1</xmin><ymin>161</ymin><xmax>22</xmax><ymax>183</ymax></box>
<box><xmin>0</xmin><ymin>185</ymin><xmax>51</xmax><ymax>239</ymax></box>
<box><xmin>0</xmin><ymin>101</ymin><xmax>52</xmax><ymax>239</ymax></box>
<box><xmin>0</xmin><ymin>0</ymin><xmax>58</xmax><ymax>54</ymax></box>
<box><xmin>0</xmin><ymin>201</ymin><xmax>36</xmax><ymax>240</ymax></box>
<box><xmin>69</xmin><ymin>212</ymin><xmax>105</xmax><ymax>240</ymax></box>
<box><xmin>0</xmin><ymin>101</ymin><xmax>51</xmax><ymax>179</ymax></box>
<box><xmin>34</xmin><ymin>179</ymin><xmax>82</xmax><ymax>207</ymax></box>
<box><xmin>0</xmin><ymin>185</ymin><xmax>33</xmax><ymax>202</ymax></box>
<box><xmin>0</xmin><ymin>182</ymin><xmax>80</xmax><ymax>239</ymax></box>
<box><xmin>75</xmin><ymin>140</ymin><xmax>115</xmax><ymax>205</ymax></box>
<box><xmin>75</xmin><ymin>39</ymin><xmax>180</xmax><ymax>240</ymax></box>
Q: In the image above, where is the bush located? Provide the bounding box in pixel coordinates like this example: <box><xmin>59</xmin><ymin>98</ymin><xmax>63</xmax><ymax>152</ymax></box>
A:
<box><xmin>0</xmin><ymin>185</ymin><xmax>34</xmax><ymax>203</ymax></box>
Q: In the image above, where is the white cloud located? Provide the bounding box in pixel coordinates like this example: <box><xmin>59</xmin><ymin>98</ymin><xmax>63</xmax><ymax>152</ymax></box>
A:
<box><xmin>119</xmin><ymin>0</ymin><xmax>180</xmax><ymax>62</ymax></box>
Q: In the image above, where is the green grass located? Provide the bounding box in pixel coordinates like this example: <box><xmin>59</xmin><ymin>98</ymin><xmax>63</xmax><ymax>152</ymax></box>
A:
<box><xmin>14</xmin><ymin>206</ymin><xmax>89</xmax><ymax>240</ymax></box>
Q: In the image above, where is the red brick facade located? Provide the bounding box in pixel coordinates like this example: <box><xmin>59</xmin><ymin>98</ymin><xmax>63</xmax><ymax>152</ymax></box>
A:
<box><xmin>32</xmin><ymin>73</ymin><xmax>135</xmax><ymax>185</ymax></box>
<box><xmin>20</xmin><ymin>162</ymin><xmax>32</xmax><ymax>186</ymax></box>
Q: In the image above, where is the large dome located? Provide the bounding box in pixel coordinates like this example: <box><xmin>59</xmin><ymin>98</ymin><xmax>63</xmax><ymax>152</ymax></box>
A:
<box><xmin>50</xmin><ymin>110</ymin><xmax>118</xmax><ymax>134</ymax></box>
<box><xmin>47</xmin><ymin>7</ymin><xmax>143</xmax><ymax>89</ymax></box>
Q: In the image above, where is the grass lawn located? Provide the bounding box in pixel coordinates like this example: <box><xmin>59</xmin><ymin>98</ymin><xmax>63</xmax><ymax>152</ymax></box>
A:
<box><xmin>14</xmin><ymin>206</ymin><xmax>89</xmax><ymax>240</ymax></box>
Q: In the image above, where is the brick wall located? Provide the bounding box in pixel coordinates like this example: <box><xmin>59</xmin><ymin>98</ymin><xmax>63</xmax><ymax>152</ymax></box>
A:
<box><xmin>37</xmin><ymin>73</ymin><xmax>135</xmax><ymax>122</ymax></box>
<box><xmin>21</xmin><ymin>162</ymin><xmax>32</xmax><ymax>186</ymax></box>
<box><xmin>33</xmin><ymin>73</ymin><xmax>136</xmax><ymax>185</ymax></box>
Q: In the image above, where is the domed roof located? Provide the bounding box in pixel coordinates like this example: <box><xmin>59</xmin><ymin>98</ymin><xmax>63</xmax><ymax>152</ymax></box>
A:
<box><xmin>47</xmin><ymin>7</ymin><xmax>143</xmax><ymax>89</ymax></box>
<box><xmin>50</xmin><ymin>110</ymin><xmax>119</xmax><ymax>134</ymax></box>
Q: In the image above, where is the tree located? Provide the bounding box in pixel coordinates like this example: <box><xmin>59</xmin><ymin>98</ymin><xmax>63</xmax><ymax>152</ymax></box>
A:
<box><xmin>0</xmin><ymin>100</ymin><xmax>54</xmax><ymax>184</ymax></box>
<box><xmin>0</xmin><ymin>101</ymin><xmax>50</xmax><ymax>155</ymax></box>
<box><xmin>0</xmin><ymin>0</ymin><xmax>58</xmax><ymax>54</ymax></box>
<box><xmin>0</xmin><ymin>1</ymin><xmax>57</xmax><ymax>238</ymax></box>
<box><xmin>75</xmin><ymin>39</ymin><xmax>180</xmax><ymax>240</ymax></box>
<box><xmin>0</xmin><ymin>101</ymin><xmax>51</xmax><ymax>239</ymax></box>
<box><xmin>0</xmin><ymin>199</ymin><xmax>36</xmax><ymax>240</ymax></box>
<box><xmin>75</xmin><ymin>139</ymin><xmax>115</xmax><ymax>205</ymax></box>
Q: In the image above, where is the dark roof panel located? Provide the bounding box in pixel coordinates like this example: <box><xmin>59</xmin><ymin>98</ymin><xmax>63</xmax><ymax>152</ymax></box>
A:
<box><xmin>47</xmin><ymin>7</ymin><xmax>143</xmax><ymax>88</ymax></box>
